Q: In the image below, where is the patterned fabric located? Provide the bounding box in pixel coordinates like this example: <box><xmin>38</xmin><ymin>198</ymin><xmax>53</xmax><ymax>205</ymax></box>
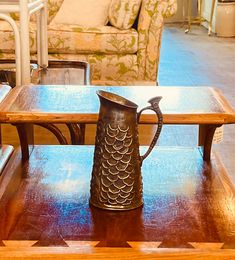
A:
<box><xmin>51</xmin><ymin>0</ymin><xmax>111</xmax><ymax>27</ymax></box>
<box><xmin>0</xmin><ymin>22</ymin><xmax>137</xmax><ymax>54</ymax></box>
<box><xmin>48</xmin><ymin>24</ymin><xmax>138</xmax><ymax>54</ymax></box>
<box><xmin>48</xmin><ymin>53</ymin><xmax>139</xmax><ymax>85</ymax></box>
<box><xmin>0</xmin><ymin>21</ymin><xmax>36</xmax><ymax>54</ymax></box>
<box><xmin>109</xmin><ymin>0</ymin><xmax>142</xmax><ymax>29</ymax></box>
<box><xmin>158</xmin><ymin>0</ymin><xmax>178</xmax><ymax>18</ymax></box>
<box><xmin>137</xmin><ymin>0</ymin><xmax>177</xmax><ymax>81</ymax></box>
<box><xmin>47</xmin><ymin>0</ymin><xmax>65</xmax><ymax>23</ymax></box>
<box><xmin>0</xmin><ymin>0</ymin><xmax>177</xmax><ymax>85</ymax></box>
<box><xmin>9</xmin><ymin>0</ymin><xmax>64</xmax><ymax>24</ymax></box>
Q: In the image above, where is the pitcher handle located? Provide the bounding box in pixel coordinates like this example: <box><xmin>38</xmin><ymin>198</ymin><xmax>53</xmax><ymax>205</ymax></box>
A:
<box><xmin>137</xmin><ymin>96</ymin><xmax>163</xmax><ymax>164</ymax></box>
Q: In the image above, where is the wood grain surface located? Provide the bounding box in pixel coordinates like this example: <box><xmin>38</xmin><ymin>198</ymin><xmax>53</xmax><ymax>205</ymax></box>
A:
<box><xmin>0</xmin><ymin>145</ymin><xmax>14</xmax><ymax>173</ymax></box>
<box><xmin>36</xmin><ymin>60</ymin><xmax>90</xmax><ymax>86</ymax></box>
<box><xmin>0</xmin><ymin>145</ymin><xmax>234</xmax><ymax>259</ymax></box>
<box><xmin>0</xmin><ymin>85</ymin><xmax>234</xmax><ymax>124</ymax></box>
<box><xmin>0</xmin><ymin>84</ymin><xmax>11</xmax><ymax>103</ymax></box>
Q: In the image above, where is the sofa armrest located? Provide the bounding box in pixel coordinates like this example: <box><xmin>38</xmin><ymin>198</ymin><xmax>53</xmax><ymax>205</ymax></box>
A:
<box><xmin>137</xmin><ymin>0</ymin><xmax>177</xmax><ymax>81</ymax></box>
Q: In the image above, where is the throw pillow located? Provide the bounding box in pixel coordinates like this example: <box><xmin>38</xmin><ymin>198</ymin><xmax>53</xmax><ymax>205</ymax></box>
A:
<box><xmin>109</xmin><ymin>0</ymin><xmax>141</xmax><ymax>29</ymax></box>
<box><xmin>48</xmin><ymin>0</ymin><xmax>65</xmax><ymax>24</ymax></box>
<box><xmin>51</xmin><ymin>0</ymin><xmax>111</xmax><ymax>27</ymax></box>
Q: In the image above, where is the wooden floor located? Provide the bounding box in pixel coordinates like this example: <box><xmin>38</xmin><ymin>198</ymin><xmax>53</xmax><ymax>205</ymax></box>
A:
<box><xmin>158</xmin><ymin>24</ymin><xmax>235</xmax><ymax>186</ymax></box>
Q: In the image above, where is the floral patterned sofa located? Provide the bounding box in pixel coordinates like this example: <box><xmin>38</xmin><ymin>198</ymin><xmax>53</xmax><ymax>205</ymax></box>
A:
<box><xmin>0</xmin><ymin>0</ymin><xmax>177</xmax><ymax>85</ymax></box>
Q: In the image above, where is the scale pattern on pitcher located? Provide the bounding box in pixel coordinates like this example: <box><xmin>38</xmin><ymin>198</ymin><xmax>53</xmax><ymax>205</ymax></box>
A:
<box><xmin>90</xmin><ymin>120</ymin><xmax>143</xmax><ymax>209</ymax></box>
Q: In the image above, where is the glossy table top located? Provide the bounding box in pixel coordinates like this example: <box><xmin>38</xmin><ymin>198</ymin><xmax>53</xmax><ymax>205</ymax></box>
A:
<box><xmin>0</xmin><ymin>145</ymin><xmax>234</xmax><ymax>258</ymax></box>
<box><xmin>0</xmin><ymin>85</ymin><xmax>234</xmax><ymax>124</ymax></box>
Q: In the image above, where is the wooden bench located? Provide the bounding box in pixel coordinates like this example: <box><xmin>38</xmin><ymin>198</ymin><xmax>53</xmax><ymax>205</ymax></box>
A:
<box><xmin>0</xmin><ymin>85</ymin><xmax>234</xmax><ymax>162</ymax></box>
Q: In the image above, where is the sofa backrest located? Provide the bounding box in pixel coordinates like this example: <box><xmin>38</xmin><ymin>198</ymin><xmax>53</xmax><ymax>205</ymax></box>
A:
<box><xmin>9</xmin><ymin>0</ymin><xmax>176</xmax><ymax>28</ymax></box>
<box><xmin>9</xmin><ymin>0</ymin><xmax>64</xmax><ymax>24</ymax></box>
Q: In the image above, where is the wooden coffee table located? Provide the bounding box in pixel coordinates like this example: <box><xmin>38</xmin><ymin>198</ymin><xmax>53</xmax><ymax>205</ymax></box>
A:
<box><xmin>0</xmin><ymin>145</ymin><xmax>235</xmax><ymax>258</ymax></box>
<box><xmin>0</xmin><ymin>85</ymin><xmax>234</xmax><ymax>258</ymax></box>
<box><xmin>0</xmin><ymin>85</ymin><xmax>234</xmax><ymax>161</ymax></box>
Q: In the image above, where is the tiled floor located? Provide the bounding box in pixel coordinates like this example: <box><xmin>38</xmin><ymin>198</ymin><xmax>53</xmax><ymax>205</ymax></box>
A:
<box><xmin>159</xmin><ymin>24</ymin><xmax>235</xmax><ymax>185</ymax></box>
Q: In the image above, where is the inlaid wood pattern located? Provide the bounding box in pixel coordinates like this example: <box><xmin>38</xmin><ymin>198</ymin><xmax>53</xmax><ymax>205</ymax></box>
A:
<box><xmin>0</xmin><ymin>146</ymin><xmax>234</xmax><ymax>259</ymax></box>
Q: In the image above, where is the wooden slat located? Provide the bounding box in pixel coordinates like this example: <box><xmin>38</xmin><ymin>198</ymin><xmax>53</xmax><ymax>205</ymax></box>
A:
<box><xmin>0</xmin><ymin>86</ymin><xmax>234</xmax><ymax>124</ymax></box>
<box><xmin>0</xmin><ymin>246</ymin><xmax>235</xmax><ymax>259</ymax></box>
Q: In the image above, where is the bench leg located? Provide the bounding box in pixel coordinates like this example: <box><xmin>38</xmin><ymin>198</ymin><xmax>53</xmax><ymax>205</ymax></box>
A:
<box><xmin>35</xmin><ymin>123</ymin><xmax>68</xmax><ymax>145</ymax></box>
<box><xmin>14</xmin><ymin>123</ymin><xmax>34</xmax><ymax>162</ymax></box>
<box><xmin>66</xmin><ymin>123</ymin><xmax>86</xmax><ymax>144</ymax></box>
<box><xmin>0</xmin><ymin>124</ymin><xmax>2</xmax><ymax>144</ymax></box>
<box><xmin>198</xmin><ymin>124</ymin><xmax>222</xmax><ymax>162</ymax></box>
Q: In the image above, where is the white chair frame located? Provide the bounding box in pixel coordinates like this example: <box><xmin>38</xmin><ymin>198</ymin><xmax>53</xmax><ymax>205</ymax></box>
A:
<box><xmin>0</xmin><ymin>0</ymin><xmax>48</xmax><ymax>86</ymax></box>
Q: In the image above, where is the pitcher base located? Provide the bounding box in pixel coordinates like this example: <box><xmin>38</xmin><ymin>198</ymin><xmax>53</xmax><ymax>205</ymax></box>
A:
<box><xmin>89</xmin><ymin>200</ymin><xmax>143</xmax><ymax>211</ymax></box>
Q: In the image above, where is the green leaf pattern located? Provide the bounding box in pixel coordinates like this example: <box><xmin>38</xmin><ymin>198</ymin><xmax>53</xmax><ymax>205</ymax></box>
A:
<box><xmin>9</xmin><ymin>0</ymin><xmax>64</xmax><ymax>24</ymax></box>
<box><xmin>0</xmin><ymin>0</ymin><xmax>177</xmax><ymax>85</ymax></box>
<box><xmin>109</xmin><ymin>0</ymin><xmax>142</xmax><ymax>29</ymax></box>
<box><xmin>137</xmin><ymin>0</ymin><xmax>177</xmax><ymax>81</ymax></box>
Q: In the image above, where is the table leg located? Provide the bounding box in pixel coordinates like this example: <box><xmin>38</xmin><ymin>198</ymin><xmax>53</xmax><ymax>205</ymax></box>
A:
<box><xmin>36</xmin><ymin>12</ymin><xmax>41</xmax><ymax>66</ymax></box>
<box><xmin>39</xmin><ymin>0</ymin><xmax>48</xmax><ymax>68</ymax></box>
<box><xmin>14</xmin><ymin>123</ymin><xmax>34</xmax><ymax>162</ymax></box>
<box><xmin>188</xmin><ymin>0</ymin><xmax>192</xmax><ymax>31</ymax></box>
<box><xmin>208</xmin><ymin>0</ymin><xmax>216</xmax><ymax>36</ymax></box>
<box><xmin>20</xmin><ymin>0</ymin><xmax>31</xmax><ymax>85</ymax></box>
<box><xmin>185</xmin><ymin>0</ymin><xmax>192</xmax><ymax>33</ymax></box>
<box><xmin>198</xmin><ymin>124</ymin><xmax>222</xmax><ymax>162</ymax></box>
<box><xmin>198</xmin><ymin>0</ymin><xmax>203</xmax><ymax>25</ymax></box>
<box><xmin>66</xmin><ymin>123</ymin><xmax>86</xmax><ymax>144</ymax></box>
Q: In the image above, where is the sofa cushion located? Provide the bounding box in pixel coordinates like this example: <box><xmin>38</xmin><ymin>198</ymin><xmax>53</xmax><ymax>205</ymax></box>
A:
<box><xmin>109</xmin><ymin>0</ymin><xmax>141</xmax><ymax>29</ymax></box>
<box><xmin>47</xmin><ymin>53</ymin><xmax>139</xmax><ymax>84</ymax></box>
<box><xmin>47</xmin><ymin>24</ymin><xmax>138</xmax><ymax>54</ymax></box>
<box><xmin>0</xmin><ymin>21</ymin><xmax>137</xmax><ymax>55</ymax></box>
<box><xmin>51</xmin><ymin>0</ymin><xmax>111</xmax><ymax>27</ymax></box>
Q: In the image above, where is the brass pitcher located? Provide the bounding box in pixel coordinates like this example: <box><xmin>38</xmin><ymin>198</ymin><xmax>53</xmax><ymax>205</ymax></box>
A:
<box><xmin>90</xmin><ymin>90</ymin><xmax>163</xmax><ymax>210</ymax></box>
